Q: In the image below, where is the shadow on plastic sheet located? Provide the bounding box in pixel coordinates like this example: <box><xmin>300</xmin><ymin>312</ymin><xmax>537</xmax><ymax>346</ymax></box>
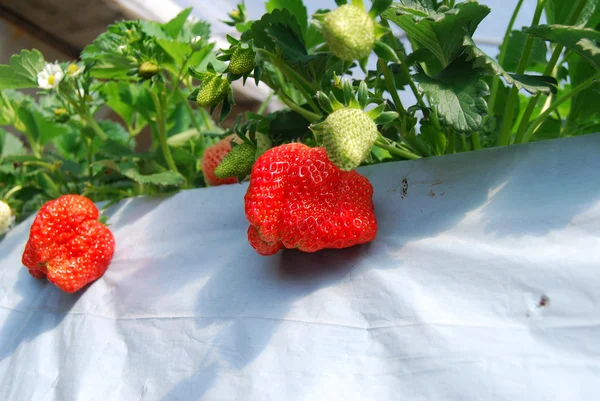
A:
<box><xmin>0</xmin><ymin>267</ymin><xmax>83</xmax><ymax>363</ymax></box>
<box><xmin>160</xmin><ymin>245</ymin><xmax>367</xmax><ymax>401</ymax></box>
<box><xmin>101</xmin><ymin>194</ymin><xmax>166</xmax><ymax>229</ymax></box>
<box><xmin>158</xmin><ymin>142</ymin><xmax>535</xmax><ymax>399</ymax></box>
<box><xmin>478</xmin><ymin>135</ymin><xmax>600</xmax><ymax>238</ymax></box>
<box><xmin>366</xmin><ymin>145</ymin><xmax>510</xmax><ymax>260</ymax></box>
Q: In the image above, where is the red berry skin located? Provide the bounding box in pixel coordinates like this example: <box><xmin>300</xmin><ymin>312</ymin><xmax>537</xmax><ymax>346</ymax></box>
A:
<box><xmin>244</xmin><ymin>143</ymin><xmax>377</xmax><ymax>255</ymax></box>
<box><xmin>201</xmin><ymin>135</ymin><xmax>239</xmax><ymax>186</ymax></box>
<box><xmin>21</xmin><ymin>195</ymin><xmax>115</xmax><ymax>293</ymax></box>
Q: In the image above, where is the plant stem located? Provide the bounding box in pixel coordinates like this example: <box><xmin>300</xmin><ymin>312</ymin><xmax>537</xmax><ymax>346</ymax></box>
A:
<box><xmin>447</xmin><ymin>128</ymin><xmax>456</xmax><ymax>154</ymax></box>
<box><xmin>150</xmin><ymin>88</ymin><xmax>180</xmax><ymax>174</ymax></box>
<box><xmin>3</xmin><ymin>185</ymin><xmax>22</xmax><ymax>200</ymax></box>
<box><xmin>375</xmin><ymin>140</ymin><xmax>421</xmax><ymax>160</ymax></box>
<box><xmin>279</xmin><ymin>64</ymin><xmax>321</xmax><ymax>114</ymax></box>
<box><xmin>522</xmin><ymin>73</ymin><xmax>600</xmax><ymax>143</ymax></box>
<box><xmin>83</xmin><ymin>113</ymin><xmax>109</xmax><ymax>141</ymax></box>
<box><xmin>487</xmin><ymin>0</ymin><xmax>524</xmax><ymax>116</ymax></box>
<box><xmin>176</xmin><ymin>88</ymin><xmax>207</xmax><ymax>150</ymax></box>
<box><xmin>496</xmin><ymin>0</ymin><xmax>547</xmax><ymax>147</ymax></box>
<box><xmin>278</xmin><ymin>93</ymin><xmax>322</xmax><ymax>123</ymax></box>
<box><xmin>514</xmin><ymin>0</ymin><xmax>588</xmax><ymax>144</ymax></box>
<box><xmin>471</xmin><ymin>131</ymin><xmax>482</xmax><ymax>150</ymax></box>
<box><xmin>86</xmin><ymin>137</ymin><xmax>94</xmax><ymax>179</ymax></box>
<box><xmin>258</xmin><ymin>92</ymin><xmax>274</xmax><ymax>115</ymax></box>
<box><xmin>378</xmin><ymin>59</ymin><xmax>406</xmax><ymax>117</ymax></box>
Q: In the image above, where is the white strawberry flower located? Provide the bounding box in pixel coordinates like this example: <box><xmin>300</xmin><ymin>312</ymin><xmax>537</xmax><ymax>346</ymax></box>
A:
<box><xmin>0</xmin><ymin>201</ymin><xmax>13</xmax><ymax>236</ymax></box>
<box><xmin>37</xmin><ymin>63</ymin><xmax>64</xmax><ymax>89</ymax></box>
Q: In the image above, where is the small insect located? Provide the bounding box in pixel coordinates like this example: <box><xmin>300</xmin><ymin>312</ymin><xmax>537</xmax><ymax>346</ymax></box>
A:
<box><xmin>401</xmin><ymin>178</ymin><xmax>408</xmax><ymax>199</ymax></box>
<box><xmin>538</xmin><ymin>294</ymin><xmax>550</xmax><ymax>308</ymax></box>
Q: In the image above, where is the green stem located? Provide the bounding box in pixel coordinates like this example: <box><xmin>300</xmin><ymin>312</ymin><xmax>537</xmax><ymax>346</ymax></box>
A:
<box><xmin>278</xmin><ymin>64</ymin><xmax>320</xmax><ymax>114</ymax></box>
<box><xmin>447</xmin><ymin>128</ymin><xmax>456</xmax><ymax>154</ymax></box>
<box><xmin>83</xmin><ymin>113</ymin><xmax>109</xmax><ymax>141</ymax></box>
<box><xmin>514</xmin><ymin>0</ymin><xmax>588</xmax><ymax>144</ymax></box>
<box><xmin>86</xmin><ymin>137</ymin><xmax>94</xmax><ymax>179</ymax></box>
<box><xmin>471</xmin><ymin>131</ymin><xmax>482</xmax><ymax>150</ymax></box>
<box><xmin>150</xmin><ymin>88</ymin><xmax>180</xmax><ymax>174</ymax></box>
<box><xmin>496</xmin><ymin>0</ymin><xmax>547</xmax><ymax>147</ymax></box>
<box><xmin>176</xmin><ymin>87</ymin><xmax>207</xmax><ymax>150</ymax></box>
<box><xmin>3</xmin><ymin>185</ymin><xmax>22</xmax><ymax>200</ymax></box>
<box><xmin>375</xmin><ymin>140</ymin><xmax>421</xmax><ymax>160</ymax></box>
<box><xmin>279</xmin><ymin>93</ymin><xmax>322</xmax><ymax>123</ymax></box>
<box><xmin>522</xmin><ymin>73</ymin><xmax>600</xmax><ymax>143</ymax></box>
<box><xmin>378</xmin><ymin>59</ymin><xmax>406</xmax><ymax>117</ymax></box>
<box><xmin>488</xmin><ymin>0</ymin><xmax>524</xmax><ymax>116</ymax></box>
<box><xmin>258</xmin><ymin>92</ymin><xmax>274</xmax><ymax>115</ymax></box>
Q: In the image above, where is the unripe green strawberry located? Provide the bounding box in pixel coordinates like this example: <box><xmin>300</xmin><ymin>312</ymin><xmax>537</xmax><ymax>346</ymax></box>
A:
<box><xmin>229</xmin><ymin>47</ymin><xmax>256</xmax><ymax>74</ymax></box>
<box><xmin>0</xmin><ymin>200</ymin><xmax>13</xmax><ymax>236</ymax></box>
<box><xmin>214</xmin><ymin>142</ymin><xmax>256</xmax><ymax>179</ymax></box>
<box><xmin>196</xmin><ymin>76</ymin><xmax>230</xmax><ymax>107</ymax></box>
<box><xmin>322</xmin><ymin>107</ymin><xmax>378</xmax><ymax>171</ymax></box>
<box><xmin>138</xmin><ymin>61</ymin><xmax>160</xmax><ymax>78</ymax></box>
<box><xmin>322</xmin><ymin>5</ymin><xmax>376</xmax><ymax>61</ymax></box>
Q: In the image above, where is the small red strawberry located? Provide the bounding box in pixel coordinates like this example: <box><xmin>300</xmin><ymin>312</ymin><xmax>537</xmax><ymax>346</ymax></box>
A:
<box><xmin>22</xmin><ymin>195</ymin><xmax>115</xmax><ymax>293</ymax></box>
<box><xmin>244</xmin><ymin>143</ymin><xmax>378</xmax><ymax>255</ymax></box>
<box><xmin>201</xmin><ymin>134</ymin><xmax>241</xmax><ymax>186</ymax></box>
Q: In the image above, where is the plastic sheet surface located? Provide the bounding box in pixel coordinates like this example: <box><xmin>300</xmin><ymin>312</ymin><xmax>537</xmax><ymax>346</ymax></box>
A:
<box><xmin>1</xmin><ymin>134</ymin><xmax>600</xmax><ymax>400</ymax></box>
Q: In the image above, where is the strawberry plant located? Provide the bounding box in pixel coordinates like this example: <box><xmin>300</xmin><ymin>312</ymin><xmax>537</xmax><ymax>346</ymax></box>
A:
<box><xmin>0</xmin><ymin>9</ymin><xmax>223</xmax><ymax>223</ymax></box>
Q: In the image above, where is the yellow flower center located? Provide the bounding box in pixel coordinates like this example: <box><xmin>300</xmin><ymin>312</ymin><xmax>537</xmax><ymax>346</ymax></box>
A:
<box><xmin>67</xmin><ymin>64</ymin><xmax>79</xmax><ymax>75</ymax></box>
<box><xmin>48</xmin><ymin>75</ymin><xmax>56</xmax><ymax>85</ymax></box>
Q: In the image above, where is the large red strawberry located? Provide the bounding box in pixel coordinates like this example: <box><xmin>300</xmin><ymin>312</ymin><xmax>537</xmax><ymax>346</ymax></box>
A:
<box><xmin>201</xmin><ymin>134</ymin><xmax>240</xmax><ymax>186</ymax></box>
<box><xmin>22</xmin><ymin>195</ymin><xmax>115</xmax><ymax>293</ymax></box>
<box><xmin>244</xmin><ymin>143</ymin><xmax>378</xmax><ymax>255</ymax></box>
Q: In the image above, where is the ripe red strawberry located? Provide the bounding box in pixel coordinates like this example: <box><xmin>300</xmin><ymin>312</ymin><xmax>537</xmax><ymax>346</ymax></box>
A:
<box><xmin>244</xmin><ymin>143</ymin><xmax>377</xmax><ymax>255</ymax></box>
<box><xmin>22</xmin><ymin>195</ymin><xmax>115</xmax><ymax>293</ymax></box>
<box><xmin>201</xmin><ymin>134</ymin><xmax>241</xmax><ymax>186</ymax></box>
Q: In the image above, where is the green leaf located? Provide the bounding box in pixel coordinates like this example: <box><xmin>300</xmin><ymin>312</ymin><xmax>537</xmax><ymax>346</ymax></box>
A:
<box><xmin>120</xmin><ymin>85</ymin><xmax>155</xmax><ymax>119</ymax></box>
<box><xmin>382</xmin><ymin>1</ymin><xmax>490</xmax><ymax>75</ymax></box>
<box><xmin>528</xmin><ymin>117</ymin><xmax>562</xmax><ymax>142</ymax></box>
<box><xmin>414</xmin><ymin>56</ymin><xmax>489</xmax><ymax>132</ymax></box>
<box><xmin>463</xmin><ymin>36</ymin><xmax>557</xmax><ymax>95</ymax></box>
<box><xmin>567</xmin><ymin>53</ymin><xmax>600</xmax><ymax>128</ymax></box>
<box><xmin>10</xmin><ymin>49</ymin><xmax>45</xmax><ymax>81</ymax></box>
<box><xmin>53</xmin><ymin>128</ymin><xmax>84</xmax><ymax>159</ymax></box>
<box><xmin>369</xmin><ymin>0</ymin><xmax>394</xmax><ymax>18</ymax></box>
<box><xmin>140</xmin><ymin>21</ymin><xmax>170</xmax><ymax>40</ymax></box>
<box><xmin>263</xmin><ymin>109</ymin><xmax>311</xmax><ymax>145</ymax></box>
<box><xmin>525</xmin><ymin>24</ymin><xmax>600</xmax><ymax>70</ymax></box>
<box><xmin>545</xmin><ymin>0</ymin><xmax>599</xmax><ymax>25</ymax></box>
<box><xmin>97</xmin><ymin>160</ymin><xmax>185</xmax><ymax>186</ymax></box>
<box><xmin>0</xmin><ymin>66</ymin><xmax>37</xmax><ymax>90</ymax></box>
<box><xmin>0</xmin><ymin>49</ymin><xmax>46</xmax><ymax>90</ymax></box>
<box><xmin>97</xmin><ymin>120</ymin><xmax>133</xmax><ymax>149</ymax></box>
<box><xmin>164</xmin><ymin>8</ymin><xmax>192</xmax><ymax>39</ymax></box>
<box><xmin>157</xmin><ymin>39</ymin><xmax>191</xmax><ymax>66</ymax></box>
<box><xmin>266</xmin><ymin>0</ymin><xmax>308</xmax><ymax>33</ymax></box>
<box><xmin>374</xmin><ymin>41</ymin><xmax>400</xmax><ymax>63</ymax></box>
<box><xmin>242</xmin><ymin>8</ymin><xmax>319</xmax><ymax>67</ymax></box>
<box><xmin>419</xmin><ymin>119</ymin><xmax>446</xmax><ymax>155</ymax></box>
<box><xmin>501</xmin><ymin>30</ymin><xmax>548</xmax><ymax>73</ymax></box>
<box><xmin>17</xmin><ymin>103</ymin><xmax>67</xmax><ymax>145</ymax></box>
<box><xmin>0</xmin><ymin>127</ymin><xmax>25</xmax><ymax>160</ymax></box>
<box><xmin>390</xmin><ymin>0</ymin><xmax>435</xmax><ymax>16</ymax></box>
